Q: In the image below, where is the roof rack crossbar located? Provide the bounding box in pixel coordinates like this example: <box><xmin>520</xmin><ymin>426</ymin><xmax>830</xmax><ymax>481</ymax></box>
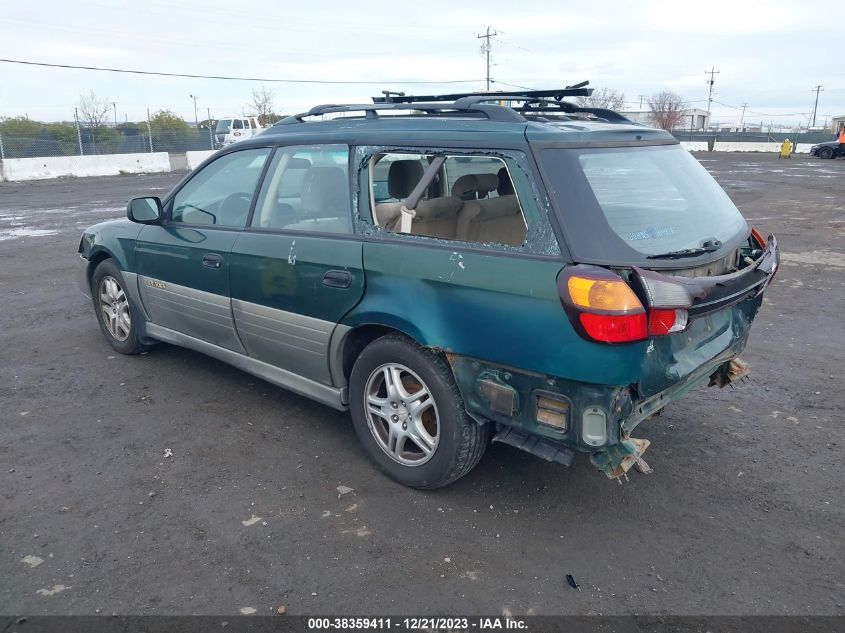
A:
<box><xmin>372</xmin><ymin>85</ymin><xmax>593</xmax><ymax>104</ymax></box>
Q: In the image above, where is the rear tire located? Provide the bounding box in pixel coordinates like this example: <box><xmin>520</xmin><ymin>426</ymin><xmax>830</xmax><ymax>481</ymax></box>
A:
<box><xmin>91</xmin><ymin>259</ymin><xmax>148</xmax><ymax>355</ymax></box>
<box><xmin>349</xmin><ymin>333</ymin><xmax>489</xmax><ymax>489</ymax></box>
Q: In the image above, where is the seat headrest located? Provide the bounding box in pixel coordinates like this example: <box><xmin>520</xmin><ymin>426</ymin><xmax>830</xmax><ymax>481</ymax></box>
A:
<box><xmin>451</xmin><ymin>173</ymin><xmax>499</xmax><ymax>200</ymax></box>
<box><xmin>387</xmin><ymin>160</ymin><xmax>425</xmax><ymax>199</ymax></box>
<box><xmin>301</xmin><ymin>166</ymin><xmax>348</xmax><ymax>217</ymax></box>
<box><xmin>497</xmin><ymin>167</ymin><xmax>515</xmax><ymax>195</ymax></box>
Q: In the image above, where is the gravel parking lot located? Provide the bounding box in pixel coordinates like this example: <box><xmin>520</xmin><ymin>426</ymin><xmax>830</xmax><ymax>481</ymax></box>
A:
<box><xmin>1</xmin><ymin>152</ymin><xmax>843</xmax><ymax>617</ymax></box>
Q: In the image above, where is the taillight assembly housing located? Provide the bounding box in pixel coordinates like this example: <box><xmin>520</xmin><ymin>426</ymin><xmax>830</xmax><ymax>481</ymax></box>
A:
<box><xmin>558</xmin><ymin>267</ymin><xmax>648</xmax><ymax>344</ymax></box>
<box><xmin>558</xmin><ymin>266</ymin><xmax>692</xmax><ymax>344</ymax></box>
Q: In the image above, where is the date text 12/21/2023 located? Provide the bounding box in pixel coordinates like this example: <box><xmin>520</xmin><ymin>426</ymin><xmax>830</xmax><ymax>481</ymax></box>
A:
<box><xmin>306</xmin><ymin>617</ymin><xmax>528</xmax><ymax>630</ymax></box>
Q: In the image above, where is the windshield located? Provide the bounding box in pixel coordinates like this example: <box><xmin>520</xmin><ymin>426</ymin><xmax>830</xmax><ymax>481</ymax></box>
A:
<box><xmin>541</xmin><ymin>145</ymin><xmax>748</xmax><ymax>262</ymax></box>
<box><xmin>215</xmin><ymin>119</ymin><xmax>232</xmax><ymax>133</ymax></box>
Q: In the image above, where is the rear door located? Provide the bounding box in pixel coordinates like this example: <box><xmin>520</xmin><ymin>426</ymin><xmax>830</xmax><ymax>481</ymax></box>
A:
<box><xmin>136</xmin><ymin>147</ymin><xmax>272</xmax><ymax>351</ymax></box>
<box><xmin>229</xmin><ymin>144</ymin><xmax>363</xmax><ymax>385</ymax></box>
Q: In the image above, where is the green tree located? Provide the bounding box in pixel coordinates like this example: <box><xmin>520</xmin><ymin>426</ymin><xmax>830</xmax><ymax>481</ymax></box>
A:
<box><xmin>0</xmin><ymin>116</ymin><xmax>42</xmax><ymax>136</ymax></box>
<box><xmin>147</xmin><ymin>110</ymin><xmax>192</xmax><ymax>151</ymax></box>
<box><xmin>43</xmin><ymin>122</ymin><xmax>81</xmax><ymax>156</ymax></box>
<box><xmin>0</xmin><ymin>116</ymin><xmax>47</xmax><ymax>157</ymax></box>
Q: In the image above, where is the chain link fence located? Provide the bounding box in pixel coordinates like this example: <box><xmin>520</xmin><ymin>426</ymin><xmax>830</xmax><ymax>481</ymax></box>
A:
<box><xmin>669</xmin><ymin>129</ymin><xmax>834</xmax><ymax>145</ymax></box>
<box><xmin>1</xmin><ymin>121</ymin><xmax>837</xmax><ymax>161</ymax></box>
<box><xmin>0</xmin><ymin>126</ymin><xmax>216</xmax><ymax>159</ymax></box>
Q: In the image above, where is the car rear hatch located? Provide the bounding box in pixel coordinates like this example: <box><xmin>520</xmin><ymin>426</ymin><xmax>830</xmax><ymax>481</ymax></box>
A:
<box><xmin>538</xmin><ymin>141</ymin><xmax>779</xmax><ymax>398</ymax></box>
<box><xmin>630</xmin><ymin>234</ymin><xmax>777</xmax><ymax>397</ymax></box>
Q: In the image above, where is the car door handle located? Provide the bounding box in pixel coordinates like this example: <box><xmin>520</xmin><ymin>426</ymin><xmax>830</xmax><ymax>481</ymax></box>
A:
<box><xmin>202</xmin><ymin>253</ymin><xmax>223</xmax><ymax>269</ymax></box>
<box><xmin>322</xmin><ymin>270</ymin><xmax>352</xmax><ymax>289</ymax></box>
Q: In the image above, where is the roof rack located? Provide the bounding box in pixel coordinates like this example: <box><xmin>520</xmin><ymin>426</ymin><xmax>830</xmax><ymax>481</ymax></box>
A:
<box><xmin>372</xmin><ymin>83</ymin><xmax>593</xmax><ymax>103</ymax></box>
<box><xmin>276</xmin><ymin>101</ymin><xmax>526</xmax><ymax>125</ymax></box>
<box><xmin>275</xmin><ymin>83</ymin><xmax>635</xmax><ymax>127</ymax></box>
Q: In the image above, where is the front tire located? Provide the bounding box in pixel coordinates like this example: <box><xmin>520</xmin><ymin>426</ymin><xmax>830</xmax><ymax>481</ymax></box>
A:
<box><xmin>818</xmin><ymin>147</ymin><xmax>834</xmax><ymax>159</ymax></box>
<box><xmin>349</xmin><ymin>333</ymin><xmax>489</xmax><ymax>489</ymax></box>
<box><xmin>91</xmin><ymin>259</ymin><xmax>148</xmax><ymax>355</ymax></box>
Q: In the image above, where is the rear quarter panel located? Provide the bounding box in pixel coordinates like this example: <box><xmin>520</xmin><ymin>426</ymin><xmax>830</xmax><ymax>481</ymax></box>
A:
<box><xmin>343</xmin><ymin>243</ymin><xmax>647</xmax><ymax>386</ymax></box>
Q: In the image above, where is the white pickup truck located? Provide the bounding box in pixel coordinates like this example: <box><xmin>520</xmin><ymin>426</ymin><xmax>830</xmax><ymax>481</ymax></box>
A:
<box><xmin>214</xmin><ymin>116</ymin><xmax>264</xmax><ymax>148</ymax></box>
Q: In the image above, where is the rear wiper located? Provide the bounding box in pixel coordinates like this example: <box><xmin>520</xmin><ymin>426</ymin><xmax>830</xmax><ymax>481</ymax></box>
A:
<box><xmin>646</xmin><ymin>239</ymin><xmax>722</xmax><ymax>260</ymax></box>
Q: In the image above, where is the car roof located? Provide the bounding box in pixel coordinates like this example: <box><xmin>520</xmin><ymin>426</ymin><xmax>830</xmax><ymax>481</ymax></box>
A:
<box><xmin>242</xmin><ymin>113</ymin><xmax>674</xmax><ymax>149</ymax></box>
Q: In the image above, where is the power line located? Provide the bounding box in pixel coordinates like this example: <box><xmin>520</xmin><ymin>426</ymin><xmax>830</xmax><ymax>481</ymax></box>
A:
<box><xmin>490</xmin><ymin>80</ymin><xmax>534</xmax><ymax>91</ymax></box>
<box><xmin>711</xmin><ymin>100</ymin><xmax>811</xmax><ymax>117</ymax></box>
<box><xmin>0</xmin><ymin>57</ymin><xmax>482</xmax><ymax>85</ymax></box>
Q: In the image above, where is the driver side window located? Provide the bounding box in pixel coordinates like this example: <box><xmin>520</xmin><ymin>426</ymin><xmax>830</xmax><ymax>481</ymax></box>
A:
<box><xmin>171</xmin><ymin>148</ymin><xmax>271</xmax><ymax>227</ymax></box>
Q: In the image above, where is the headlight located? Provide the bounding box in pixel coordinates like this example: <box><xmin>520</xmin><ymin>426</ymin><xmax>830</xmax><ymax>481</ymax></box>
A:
<box><xmin>811</xmin><ymin>145</ymin><xmax>819</xmax><ymax>150</ymax></box>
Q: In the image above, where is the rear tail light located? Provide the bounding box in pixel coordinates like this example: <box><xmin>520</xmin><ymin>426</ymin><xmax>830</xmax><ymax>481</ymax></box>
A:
<box><xmin>648</xmin><ymin>308</ymin><xmax>688</xmax><ymax>335</ymax></box>
<box><xmin>559</xmin><ymin>266</ymin><xmax>692</xmax><ymax>344</ymax></box>
<box><xmin>559</xmin><ymin>268</ymin><xmax>648</xmax><ymax>344</ymax></box>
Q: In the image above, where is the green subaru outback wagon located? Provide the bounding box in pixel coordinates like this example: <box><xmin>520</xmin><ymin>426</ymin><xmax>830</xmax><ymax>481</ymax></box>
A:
<box><xmin>78</xmin><ymin>87</ymin><xmax>778</xmax><ymax>488</ymax></box>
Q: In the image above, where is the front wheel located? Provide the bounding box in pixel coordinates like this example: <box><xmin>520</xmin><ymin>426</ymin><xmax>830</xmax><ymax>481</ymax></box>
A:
<box><xmin>91</xmin><ymin>259</ymin><xmax>148</xmax><ymax>355</ymax></box>
<box><xmin>349</xmin><ymin>333</ymin><xmax>489</xmax><ymax>489</ymax></box>
<box><xmin>818</xmin><ymin>147</ymin><xmax>834</xmax><ymax>159</ymax></box>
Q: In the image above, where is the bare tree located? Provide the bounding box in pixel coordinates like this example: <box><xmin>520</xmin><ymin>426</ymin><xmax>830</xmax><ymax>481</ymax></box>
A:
<box><xmin>647</xmin><ymin>90</ymin><xmax>687</xmax><ymax>130</ymax></box>
<box><xmin>249</xmin><ymin>85</ymin><xmax>275</xmax><ymax>126</ymax></box>
<box><xmin>575</xmin><ymin>87</ymin><xmax>626</xmax><ymax>111</ymax></box>
<box><xmin>77</xmin><ymin>91</ymin><xmax>111</xmax><ymax>128</ymax></box>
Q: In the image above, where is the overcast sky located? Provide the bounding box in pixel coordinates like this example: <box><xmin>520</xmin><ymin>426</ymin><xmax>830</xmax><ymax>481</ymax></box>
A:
<box><xmin>1</xmin><ymin>0</ymin><xmax>843</xmax><ymax>128</ymax></box>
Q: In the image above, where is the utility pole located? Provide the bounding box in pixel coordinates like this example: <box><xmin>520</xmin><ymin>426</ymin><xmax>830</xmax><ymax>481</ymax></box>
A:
<box><xmin>705</xmin><ymin>66</ymin><xmax>720</xmax><ymax>121</ymax></box>
<box><xmin>638</xmin><ymin>95</ymin><xmax>646</xmax><ymax>110</ymax></box>
<box><xmin>112</xmin><ymin>102</ymin><xmax>117</xmax><ymax>127</ymax></box>
<box><xmin>189</xmin><ymin>94</ymin><xmax>199</xmax><ymax>127</ymax></box>
<box><xmin>146</xmin><ymin>108</ymin><xmax>154</xmax><ymax>152</ymax></box>
<box><xmin>476</xmin><ymin>26</ymin><xmax>497</xmax><ymax>92</ymax></box>
<box><xmin>739</xmin><ymin>103</ymin><xmax>748</xmax><ymax>141</ymax></box>
<box><xmin>74</xmin><ymin>107</ymin><xmax>83</xmax><ymax>156</ymax></box>
<box><xmin>810</xmin><ymin>85</ymin><xmax>823</xmax><ymax>127</ymax></box>
<box><xmin>207</xmin><ymin>107</ymin><xmax>214</xmax><ymax>150</ymax></box>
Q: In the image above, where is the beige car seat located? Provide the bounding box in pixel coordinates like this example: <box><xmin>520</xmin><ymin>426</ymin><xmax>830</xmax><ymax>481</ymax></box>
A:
<box><xmin>453</xmin><ymin>173</ymin><xmax>526</xmax><ymax>246</ymax></box>
<box><xmin>374</xmin><ymin>159</ymin><xmax>462</xmax><ymax>239</ymax></box>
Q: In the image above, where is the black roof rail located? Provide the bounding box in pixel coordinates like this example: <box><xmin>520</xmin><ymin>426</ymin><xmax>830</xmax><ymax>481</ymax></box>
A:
<box><xmin>276</xmin><ymin>101</ymin><xmax>526</xmax><ymax>125</ymax></box>
<box><xmin>373</xmin><ymin>84</ymin><xmax>593</xmax><ymax>104</ymax></box>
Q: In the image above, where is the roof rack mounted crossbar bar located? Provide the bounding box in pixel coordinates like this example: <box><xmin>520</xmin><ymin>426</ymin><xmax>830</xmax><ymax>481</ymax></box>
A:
<box><xmin>372</xmin><ymin>84</ymin><xmax>593</xmax><ymax>104</ymax></box>
<box><xmin>277</xmin><ymin>101</ymin><xmax>526</xmax><ymax>125</ymax></box>
<box><xmin>448</xmin><ymin>95</ymin><xmax>635</xmax><ymax>125</ymax></box>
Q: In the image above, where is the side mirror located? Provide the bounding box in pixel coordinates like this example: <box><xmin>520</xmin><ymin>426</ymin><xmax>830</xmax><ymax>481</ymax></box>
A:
<box><xmin>127</xmin><ymin>197</ymin><xmax>162</xmax><ymax>224</ymax></box>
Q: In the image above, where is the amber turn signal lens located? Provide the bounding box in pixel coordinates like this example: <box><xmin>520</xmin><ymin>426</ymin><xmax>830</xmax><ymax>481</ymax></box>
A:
<box><xmin>567</xmin><ymin>276</ymin><xmax>644</xmax><ymax>313</ymax></box>
<box><xmin>751</xmin><ymin>227</ymin><xmax>767</xmax><ymax>249</ymax></box>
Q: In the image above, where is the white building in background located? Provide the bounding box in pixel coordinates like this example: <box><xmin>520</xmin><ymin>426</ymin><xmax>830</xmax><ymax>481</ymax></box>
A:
<box><xmin>619</xmin><ymin>108</ymin><xmax>710</xmax><ymax>130</ymax></box>
<box><xmin>833</xmin><ymin>115</ymin><xmax>845</xmax><ymax>131</ymax></box>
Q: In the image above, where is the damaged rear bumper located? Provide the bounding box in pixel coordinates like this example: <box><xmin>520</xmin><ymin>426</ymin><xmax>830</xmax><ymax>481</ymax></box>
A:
<box><xmin>447</xmin><ymin>345</ymin><xmax>752</xmax><ymax>481</ymax></box>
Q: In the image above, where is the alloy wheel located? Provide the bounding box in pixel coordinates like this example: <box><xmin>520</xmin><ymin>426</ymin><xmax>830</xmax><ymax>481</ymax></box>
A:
<box><xmin>364</xmin><ymin>363</ymin><xmax>440</xmax><ymax>466</ymax></box>
<box><xmin>98</xmin><ymin>276</ymin><xmax>131</xmax><ymax>342</ymax></box>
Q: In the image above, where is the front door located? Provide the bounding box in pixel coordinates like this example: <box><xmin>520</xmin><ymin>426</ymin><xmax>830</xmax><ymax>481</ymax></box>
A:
<box><xmin>136</xmin><ymin>147</ymin><xmax>272</xmax><ymax>351</ymax></box>
<box><xmin>229</xmin><ymin>144</ymin><xmax>364</xmax><ymax>385</ymax></box>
